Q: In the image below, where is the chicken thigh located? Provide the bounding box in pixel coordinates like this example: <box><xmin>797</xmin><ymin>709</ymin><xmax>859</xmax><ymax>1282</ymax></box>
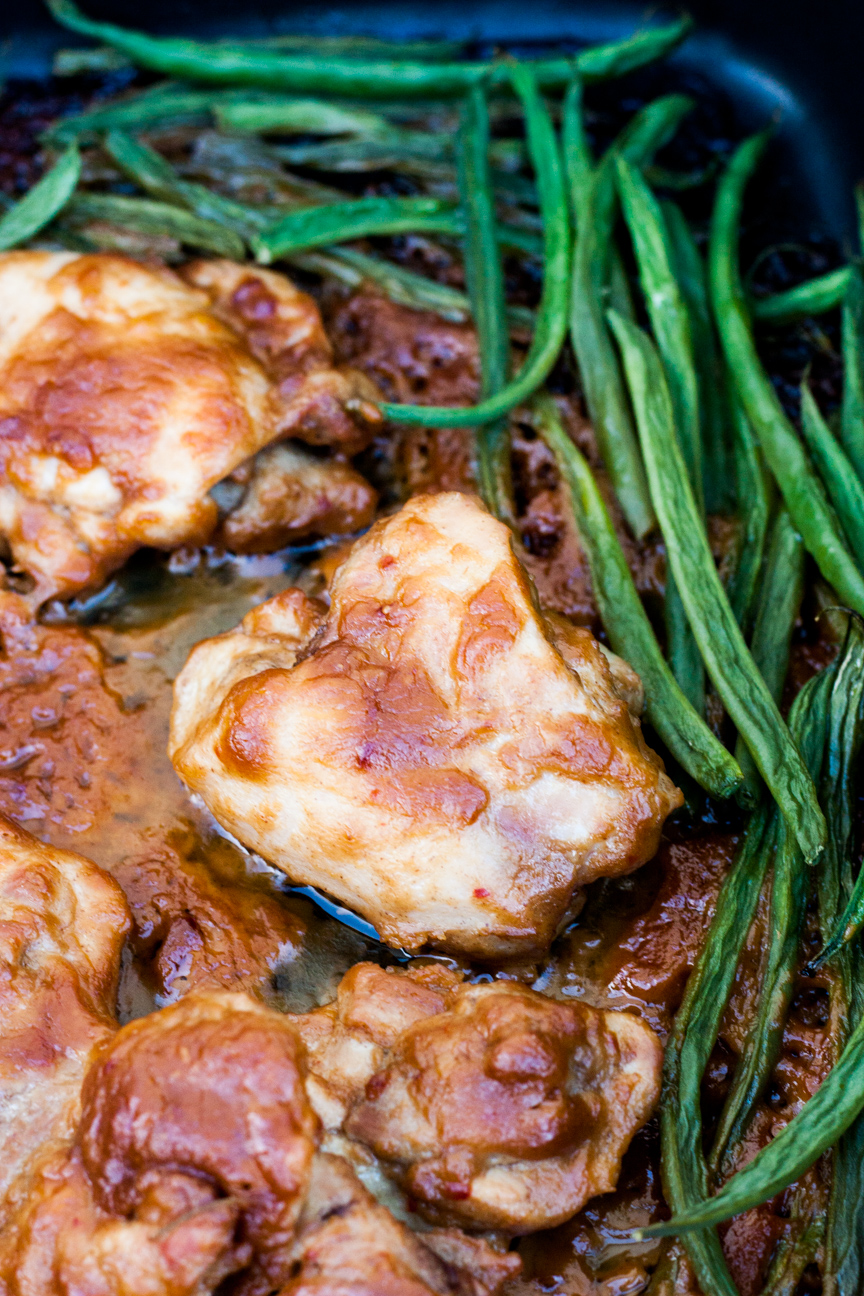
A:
<box><xmin>171</xmin><ymin>491</ymin><xmax>682</xmax><ymax>957</ymax></box>
<box><xmin>0</xmin><ymin>814</ymin><xmax>129</xmax><ymax>1218</ymax></box>
<box><xmin>294</xmin><ymin>963</ymin><xmax>662</xmax><ymax>1234</ymax></box>
<box><xmin>0</xmin><ymin>252</ymin><xmax>378</xmax><ymax>601</ymax></box>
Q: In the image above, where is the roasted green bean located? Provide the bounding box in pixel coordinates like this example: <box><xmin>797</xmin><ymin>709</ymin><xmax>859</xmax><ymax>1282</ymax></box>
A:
<box><xmin>609</xmin><ymin>308</ymin><xmax>825</xmax><ymax>862</ymax></box>
<box><xmin>377</xmin><ymin>65</ymin><xmax>570</xmax><ymax>429</ymax></box>
<box><xmin>533</xmin><ymin>393</ymin><xmax>742</xmax><ymax>799</ymax></box>
<box><xmin>47</xmin><ymin>1</ymin><xmax>692</xmax><ymax>98</ymax></box>
<box><xmin>752</xmin><ymin>265</ymin><xmax>851</xmax><ymax>324</ymax></box>
<box><xmin>0</xmin><ymin>144</ymin><xmax>81</xmax><ymax>251</ymax></box>
<box><xmin>710</xmin><ymin>133</ymin><xmax>864</xmax><ymax>618</ymax></box>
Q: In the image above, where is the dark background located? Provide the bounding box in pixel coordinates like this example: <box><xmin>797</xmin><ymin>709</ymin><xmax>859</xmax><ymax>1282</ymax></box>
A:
<box><xmin>3</xmin><ymin>0</ymin><xmax>863</xmax><ymax>241</ymax></box>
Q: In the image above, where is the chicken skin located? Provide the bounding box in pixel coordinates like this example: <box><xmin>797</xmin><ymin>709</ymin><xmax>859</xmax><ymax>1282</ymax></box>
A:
<box><xmin>0</xmin><ymin>814</ymin><xmax>129</xmax><ymax>1219</ymax></box>
<box><xmin>0</xmin><ymin>251</ymin><xmax>378</xmax><ymax>601</ymax></box>
<box><xmin>294</xmin><ymin>963</ymin><xmax>662</xmax><ymax>1234</ymax></box>
<box><xmin>170</xmin><ymin>491</ymin><xmax>681</xmax><ymax>958</ymax></box>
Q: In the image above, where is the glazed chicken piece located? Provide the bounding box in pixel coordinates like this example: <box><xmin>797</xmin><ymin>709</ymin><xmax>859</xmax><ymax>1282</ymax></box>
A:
<box><xmin>214</xmin><ymin>440</ymin><xmax>378</xmax><ymax>554</ymax></box>
<box><xmin>0</xmin><ymin>990</ymin><xmax>320</xmax><ymax>1296</ymax></box>
<box><xmin>170</xmin><ymin>491</ymin><xmax>681</xmax><ymax>958</ymax></box>
<box><xmin>294</xmin><ymin>963</ymin><xmax>662</xmax><ymax>1234</ymax></box>
<box><xmin>281</xmin><ymin>1152</ymin><xmax>519</xmax><ymax>1296</ymax></box>
<box><xmin>0</xmin><ymin>814</ymin><xmax>129</xmax><ymax>1219</ymax></box>
<box><xmin>0</xmin><ymin>251</ymin><xmax>378</xmax><ymax>601</ymax></box>
<box><xmin>113</xmin><ymin>836</ymin><xmax>308</xmax><ymax>1005</ymax></box>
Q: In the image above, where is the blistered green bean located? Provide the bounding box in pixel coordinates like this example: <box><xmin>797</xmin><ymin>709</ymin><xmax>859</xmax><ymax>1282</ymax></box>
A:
<box><xmin>253</xmin><ymin>194</ymin><xmax>457</xmax><ymax>261</ymax></box>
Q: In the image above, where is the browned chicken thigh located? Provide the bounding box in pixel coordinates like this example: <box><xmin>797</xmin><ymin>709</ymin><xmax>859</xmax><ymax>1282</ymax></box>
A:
<box><xmin>170</xmin><ymin>491</ymin><xmax>681</xmax><ymax>957</ymax></box>
<box><xmin>294</xmin><ymin>963</ymin><xmax>662</xmax><ymax>1234</ymax></box>
<box><xmin>0</xmin><ymin>252</ymin><xmax>378</xmax><ymax>601</ymax></box>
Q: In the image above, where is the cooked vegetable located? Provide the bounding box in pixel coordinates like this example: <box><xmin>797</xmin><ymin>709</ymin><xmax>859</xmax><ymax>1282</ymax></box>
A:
<box><xmin>457</xmin><ymin>86</ymin><xmax>511</xmax><ymax>521</ymax></box>
<box><xmin>609</xmin><ymin>308</ymin><xmax>826</xmax><ymax>862</ymax></box>
<box><xmin>733</xmin><ymin>507</ymin><xmax>805</xmax><ymax>799</ymax></box>
<box><xmin>46</xmin><ymin>1</ymin><xmax>692</xmax><ymax>97</ymax></box>
<box><xmin>615</xmin><ymin>157</ymin><xmax>705</xmax><ymax>709</ymax></box>
<box><xmin>64</xmin><ymin>191</ymin><xmax>246</xmax><ymax>258</ymax></box>
<box><xmin>377</xmin><ymin>64</ymin><xmax>570</xmax><ymax>429</ymax></box>
<box><xmin>660</xmin><ymin>803</ymin><xmax>777</xmax><ymax>1296</ymax></box>
<box><xmin>0</xmin><ymin>144</ymin><xmax>80</xmax><ymax>250</ymax></box>
<box><xmin>709</xmin><ymin>132</ymin><xmax>864</xmax><ymax>618</ymax></box>
<box><xmin>647</xmin><ymin>629</ymin><xmax>864</xmax><ymax>1238</ymax></box>
<box><xmin>726</xmin><ymin>395</ymin><xmax>771</xmax><ymax>631</ymax></box>
<box><xmin>661</xmin><ymin>198</ymin><xmax>732</xmax><ymax>513</ymax></box>
<box><xmin>751</xmin><ymin>265</ymin><xmax>851</xmax><ymax>324</ymax></box>
<box><xmin>253</xmin><ymin>194</ymin><xmax>458</xmax><ymax>261</ymax></box>
<box><xmin>841</xmin><ymin>263</ymin><xmax>864</xmax><ymax>483</ymax></box>
<box><xmin>533</xmin><ymin>393</ymin><xmax>742</xmax><ymax>799</ymax></box>
<box><xmin>800</xmin><ymin>377</ymin><xmax>864</xmax><ymax>569</ymax></box>
<box><xmin>567</xmin><ymin>94</ymin><xmax>695</xmax><ymax>539</ymax></box>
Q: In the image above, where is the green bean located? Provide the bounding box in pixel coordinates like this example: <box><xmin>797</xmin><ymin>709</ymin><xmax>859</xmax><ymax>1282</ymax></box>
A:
<box><xmin>53</xmin><ymin>34</ymin><xmax>466</xmax><ymax>73</ymax></box>
<box><xmin>709</xmin><ymin>822</ymin><xmax>809</xmax><ymax>1177</ymax></box>
<box><xmin>726</xmin><ymin>396</ymin><xmax>771</xmax><ymax>630</ymax></box>
<box><xmin>562</xmin><ymin>73</ymin><xmax>593</xmax><ymax>223</ymax></box>
<box><xmin>751</xmin><ymin>265</ymin><xmax>851</xmax><ymax>324</ymax></box>
<box><xmin>660</xmin><ymin>804</ymin><xmax>776</xmax><ymax>1296</ymax></box>
<box><xmin>53</xmin><ymin>44</ymin><xmax>132</xmax><ymax>75</ymax></box>
<box><xmin>457</xmin><ymin>86</ymin><xmax>512</xmax><ymax>522</ymax></box>
<box><xmin>252</xmin><ymin>194</ymin><xmax>458</xmax><ymax>261</ymax></box>
<box><xmin>616</xmin><ymin>157</ymin><xmax>703</xmax><ymax>506</ymax></box>
<box><xmin>569</xmin><ymin>96</ymin><xmax>694</xmax><ymax>539</ymax></box>
<box><xmin>762</xmin><ymin>1210</ymin><xmax>826</xmax><ymax>1296</ymax></box>
<box><xmin>662</xmin><ymin>199</ymin><xmax>733</xmax><ymax>513</ymax></box>
<box><xmin>47</xmin><ymin>1</ymin><xmax>692</xmax><ymax>97</ymax></box>
<box><xmin>615</xmin><ymin>160</ymin><xmax>706</xmax><ymax>708</ymax></box>
<box><xmin>647</xmin><ymin>935</ymin><xmax>864</xmax><ymax>1234</ymax></box>
<box><xmin>800</xmin><ymin>377</ymin><xmax>864</xmax><ymax>570</ymax></box>
<box><xmin>609</xmin><ymin>308</ymin><xmax>826</xmax><ymax>862</ymax></box>
<box><xmin>644</xmin><ymin>653</ymin><xmax>864</xmax><ymax>1241</ymax></box>
<box><xmin>533</xmin><ymin>393</ymin><xmax>742</xmax><ymax>799</ymax></box>
<box><xmin>377</xmin><ymin>65</ymin><xmax>571</xmax><ymax>429</ymax></box>
<box><xmin>64</xmin><ymin>192</ymin><xmax>246</xmax><ymax>258</ymax></box>
<box><xmin>0</xmin><ymin>144</ymin><xmax>81</xmax><ymax>250</ymax></box>
<box><xmin>841</xmin><ymin>262</ymin><xmax>864</xmax><ymax>483</ymax></box>
<box><xmin>104</xmin><ymin>128</ymin><xmax>266</xmax><ymax>240</ymax></box>
<box><xmin>46</xmin><ymin>85</ymin><xmax>216</xmax><ymax>143</ymax></box>
<box><xmin>710</xmin><ymin>133</ymin><xmax>864</xmax><ymax>618</ymax></box>
<box><xmin>733</xmin><ymin>507</ymin><xmax>805</xmax><ymax>801</ymax></box>
<box><xmin>215</xmin><ymin>96</ymin><xmax>392</xmax><ymax>137</ymax></box>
